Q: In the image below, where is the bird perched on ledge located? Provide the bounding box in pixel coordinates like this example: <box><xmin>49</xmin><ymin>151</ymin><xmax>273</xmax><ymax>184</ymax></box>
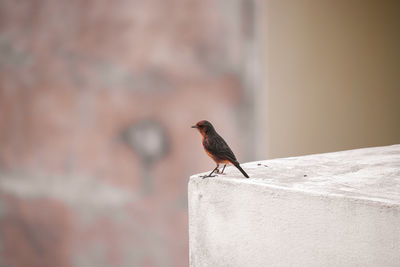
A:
<box><xmin>192</xmin><ymin>120</ymin><xmax>249</xmax><ymax>178</ymax></box>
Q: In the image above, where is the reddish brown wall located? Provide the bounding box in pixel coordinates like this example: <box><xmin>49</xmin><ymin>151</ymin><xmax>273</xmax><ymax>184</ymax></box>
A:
<box><xmin>0</xmin><ymin>1</ymin><xmax>254</xmax><ymax>266</ymax></box>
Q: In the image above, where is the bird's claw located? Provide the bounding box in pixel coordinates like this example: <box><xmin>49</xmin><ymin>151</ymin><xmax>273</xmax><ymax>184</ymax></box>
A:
<box><xmin>201</xmin><ymin>174</ymin><xmax>217</xmax><ymax>179</ymax></box>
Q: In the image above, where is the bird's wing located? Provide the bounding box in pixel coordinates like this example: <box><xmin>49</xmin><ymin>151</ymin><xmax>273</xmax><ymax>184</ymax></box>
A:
<box><xmin>206</xmin><ymin>134</ymin><xmax>237</xmax><ymax>163</ymax></box>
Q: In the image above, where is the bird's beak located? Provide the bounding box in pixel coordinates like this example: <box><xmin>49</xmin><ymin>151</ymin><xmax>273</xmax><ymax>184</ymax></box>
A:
<box><xmin>191</xmin><ymin>125</ymin><xmax>197</xmax><ymax>129</ymax></box>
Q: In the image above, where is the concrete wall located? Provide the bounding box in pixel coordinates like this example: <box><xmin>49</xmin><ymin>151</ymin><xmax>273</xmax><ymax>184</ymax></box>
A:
<box><xmin>261</xmin><ymin>0</ymin><xmax>400</xmax><ymax>158</ymax></box>
<box><xmin>188</xmin><ymin>145</ymin><xmax>400</xmax><ymax>266</ymax></box>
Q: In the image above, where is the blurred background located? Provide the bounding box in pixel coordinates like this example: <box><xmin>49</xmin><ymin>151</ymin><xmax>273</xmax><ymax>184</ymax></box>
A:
<box><xmin>0</xmin><ymin>0</ymin><xmax>399</xmax><ymax>266</ymax></box>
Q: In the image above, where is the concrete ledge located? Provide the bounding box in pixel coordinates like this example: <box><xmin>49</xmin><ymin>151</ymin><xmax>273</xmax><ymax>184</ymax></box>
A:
<box><xmin>188</xmin><ymin>145</ymin><xmax>400</xmax><ymax>267</ymax></box>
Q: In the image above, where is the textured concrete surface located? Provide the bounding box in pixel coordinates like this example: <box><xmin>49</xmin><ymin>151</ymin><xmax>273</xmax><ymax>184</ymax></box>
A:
<box><xmin>189</xmin><ymin>145</ymin><xmax>400</xmax><ymax>267</ymax></box>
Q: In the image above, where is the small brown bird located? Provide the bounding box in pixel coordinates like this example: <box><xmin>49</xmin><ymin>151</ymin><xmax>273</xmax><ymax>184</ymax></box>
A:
<box><xmin>192</xmin><ymin>120</ymin><xmax>249</xmax><ymax>178</ymax></box>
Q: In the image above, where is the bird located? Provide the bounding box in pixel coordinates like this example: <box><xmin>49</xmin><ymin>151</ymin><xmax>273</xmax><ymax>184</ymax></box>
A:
<box><xmin>191</xmin><ymin>120</ymin><xmax>249</xmax><ymax>178</ymax></box>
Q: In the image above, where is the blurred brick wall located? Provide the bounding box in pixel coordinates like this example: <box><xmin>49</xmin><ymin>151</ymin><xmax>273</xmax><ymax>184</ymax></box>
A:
<box><xmin>0</xmin><ymin>1</ymin><xmax>254</xmax><ymax>266</ymax></box>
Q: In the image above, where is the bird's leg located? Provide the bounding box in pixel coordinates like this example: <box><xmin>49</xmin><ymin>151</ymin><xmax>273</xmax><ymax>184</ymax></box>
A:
<box><xmin>215</xmin><ymin>164</ymin><xmax>221</xmax><ymax>173</ymax></box>
<box><xmin>202</xmin><ymin>165</ymin><xmax>219</xmax><ymax>179</ymax></box>
<box><xmin>220</xmin><ymin>164</ymin><xmax>227</xmax><ymax>174</ymax></box>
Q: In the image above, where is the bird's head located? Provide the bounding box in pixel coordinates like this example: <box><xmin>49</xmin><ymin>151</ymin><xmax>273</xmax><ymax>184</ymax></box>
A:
<box><xmin>191</xmin><ymin>120</ymin><xmax>215</xmax><ymax>136</ymax></box>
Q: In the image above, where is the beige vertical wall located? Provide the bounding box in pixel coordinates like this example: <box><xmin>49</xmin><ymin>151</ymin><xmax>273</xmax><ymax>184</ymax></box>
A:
<box><xmin>262</xmin><ymin>0</ymin><xmax>400</xmax><ymax>158</ymax></box>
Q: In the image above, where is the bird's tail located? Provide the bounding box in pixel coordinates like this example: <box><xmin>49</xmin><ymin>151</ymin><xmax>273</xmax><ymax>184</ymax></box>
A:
<box><xmin>233</xmin><ymin>161</ymin><xmax>249</xmax><ymax>178</ymax></box>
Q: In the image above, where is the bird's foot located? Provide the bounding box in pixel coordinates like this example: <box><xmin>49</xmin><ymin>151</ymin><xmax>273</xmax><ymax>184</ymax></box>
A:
<box><xmin>201</xmin><ymin>174</ymin><xmax>217</xmax><ymax>179</ymax></box>
<box><xmin>217</xmin><ymin>169</ymin><xmax>226</xmax><ymax>175</ymax></box>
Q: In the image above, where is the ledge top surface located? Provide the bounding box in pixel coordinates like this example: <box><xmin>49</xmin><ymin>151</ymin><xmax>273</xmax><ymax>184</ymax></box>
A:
<box><xmin>191</xmin><ymin>145</ymin><xmax>400</xmax><ymax>205</ymax></box>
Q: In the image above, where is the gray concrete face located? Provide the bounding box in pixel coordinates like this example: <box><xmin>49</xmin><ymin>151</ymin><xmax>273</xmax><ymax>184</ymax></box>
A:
<box><xmin>188</xmin><ymin>145</ymin><xmax>400</xmax><ymax>267</ymax></box>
